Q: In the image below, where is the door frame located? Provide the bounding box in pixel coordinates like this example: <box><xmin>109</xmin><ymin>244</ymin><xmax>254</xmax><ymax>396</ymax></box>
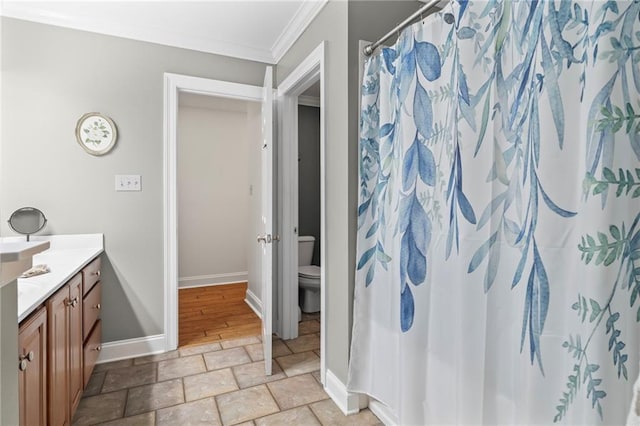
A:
<box><xmin>163</xmin><ymin>73</ymin><xmax>263</xmax><ymax>350</ymax></box>
<box><xmin>277</xmin><ymin>42</ymin><xmax>326</xmax><ymax>383</ymax></box>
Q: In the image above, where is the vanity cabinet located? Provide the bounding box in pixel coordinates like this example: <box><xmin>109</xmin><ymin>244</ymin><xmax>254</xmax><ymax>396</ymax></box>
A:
<box><xmin>47</xmin><ymin>272</ymin><xmax>82</xmax><ymax>426</ymax></box>
<box><xmin>18</xmin><ymin>254</ymin><xmax>102</xmax><ymax>426</ymax></box>
<box><xmin>18</xmin><ymin>306</ymin><xmax>47</xmax><ymax>426</ymax></box>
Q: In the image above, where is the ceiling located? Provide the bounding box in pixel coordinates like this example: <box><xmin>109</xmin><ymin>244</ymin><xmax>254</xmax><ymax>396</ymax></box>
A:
<box><xmin>0</xmin><ymin>0</ymin><xmax>328</xmax><ymax>64</ymax></box>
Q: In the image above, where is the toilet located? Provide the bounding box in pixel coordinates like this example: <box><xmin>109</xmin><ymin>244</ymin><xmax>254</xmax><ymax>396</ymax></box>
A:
<box><xmin>298</xmin><ymin>236</ymin><xmax>321</xmax><ymax>313</ymax></box>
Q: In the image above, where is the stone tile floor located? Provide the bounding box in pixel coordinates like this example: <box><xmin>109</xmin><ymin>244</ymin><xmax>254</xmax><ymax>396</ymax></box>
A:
<box><xmin>73</xmin><ymin>314</ymin><xmax>381</xmax><ymax>425</ymax></box>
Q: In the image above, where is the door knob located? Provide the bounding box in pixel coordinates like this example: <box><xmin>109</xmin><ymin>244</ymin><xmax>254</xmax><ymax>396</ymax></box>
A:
<box><xmin>257</xmin><ymin>234</ymin><xmax>272</xmax><ymax>244</ymax></box>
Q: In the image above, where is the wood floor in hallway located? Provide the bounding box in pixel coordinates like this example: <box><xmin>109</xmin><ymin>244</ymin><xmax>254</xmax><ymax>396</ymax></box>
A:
<box><xmin>179</xmin><ymin>282</ymin><xmax>261</xmax><ymax>347</ymax></box>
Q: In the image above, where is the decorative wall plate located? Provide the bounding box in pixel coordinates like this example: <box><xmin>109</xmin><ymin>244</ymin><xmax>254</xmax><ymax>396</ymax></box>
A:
<box><xmin>75</xmin><ymin>112</ymin><xmax>117</xmax><ymax>156</ymax></box>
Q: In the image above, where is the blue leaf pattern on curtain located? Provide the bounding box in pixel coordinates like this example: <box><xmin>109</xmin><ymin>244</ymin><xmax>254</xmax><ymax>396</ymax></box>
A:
<box><xmin>354</xmin><ymin>0</ymin><xmax>640</xmax><ymax>422</ymax></box>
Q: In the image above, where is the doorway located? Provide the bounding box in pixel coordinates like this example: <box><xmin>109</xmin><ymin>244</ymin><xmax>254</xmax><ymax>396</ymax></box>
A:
<box><xmin>296</xmin><ymin>85</ymin><xmax>321</xmax><ymax>325</ymax></box>
<box><xmin>277</xmin><ymin>42</ymin><xmax>326</xmax><ymax>383</ymax></box>
<box><xmin>176</xmin><ymin>93</ymin><xmax>262</xmax><ymax>347</ymax></box>
<box><xmin>163</xmin><ymin>73</ymin><xmax>267</xmax><ymax>351</ymax></box>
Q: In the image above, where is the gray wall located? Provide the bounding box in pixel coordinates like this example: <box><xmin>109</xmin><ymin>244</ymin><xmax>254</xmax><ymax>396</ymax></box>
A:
<box><xmin>298</xmin><ymin>105</ymin><xmax>321</xmax><ymax>266</ymax></box>
<box><xmin>1</xmin><ymin>17</ymin><xmax>267</xmax><ymax>342</ymax></box>
<box><xmin>246</xmin><ymin>102</ymin><xmax>263</xmax><ymax>301</ymax></box>
<box><xmin>277</xmin><ymin>0</ymin><xmax>351</xmax><ymax>382</ymax></box>
<box><xmin>177</xmin><ymin>105</ymin><xmax>250</xmax><ymax>285</ymax></box>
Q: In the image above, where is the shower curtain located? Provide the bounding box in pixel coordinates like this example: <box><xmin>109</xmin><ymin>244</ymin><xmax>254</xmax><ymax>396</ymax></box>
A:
<box><xmin>349</xmin><ymin>0</ymin><xmax>640</xmax><ymax>424</ymax></box>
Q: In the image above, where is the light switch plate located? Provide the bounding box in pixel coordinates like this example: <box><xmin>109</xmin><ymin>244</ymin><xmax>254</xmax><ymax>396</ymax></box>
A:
<box><xmin>115</xmin><ymin>175</ymin><xmax>141</xmax><ymax>191</ymax></box>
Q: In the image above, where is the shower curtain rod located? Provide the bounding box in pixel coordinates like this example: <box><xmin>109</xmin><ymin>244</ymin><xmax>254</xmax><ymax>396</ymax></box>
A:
<box><xmin>363</xmin><ymin>0</ymin><xmax>443</xmax><ymax>56</ymax></box>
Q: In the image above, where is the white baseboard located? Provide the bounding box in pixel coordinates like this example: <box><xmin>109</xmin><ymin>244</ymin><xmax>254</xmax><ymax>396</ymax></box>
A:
<box><xmin>178</xmin><ymin>272</ymin><xmax>248</xmax><ymax>288</ymax></box>
<box><xmin>97</xmin><ymin>334</ymin><xmax>166</xmax><ymax>364</ymax></box>
<box><xmin>368</xmin><ymin>398</ymin><xmax>398</xmax><ymax>426</ymax></box>
<box><xmin>245</xmin><ymin>289</ymin><xmax>262</xmax><ymax>319</ymax></box>
<box><xmin>324</xmin><ymin>369</ymin><xmax>368</xmax><ymax>415</ymax></box>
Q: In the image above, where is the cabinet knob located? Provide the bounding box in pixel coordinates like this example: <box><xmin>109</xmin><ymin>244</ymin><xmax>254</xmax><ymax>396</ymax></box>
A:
<box><xmin>95</xmin><ymin>270</ymin><xmax>101</xmax><ymax>277</ymax></box>
<box><xmin>94</xmin><ymin>303</ymin><xmax>101</xmax><ymax>310</ymax></box>
<box><xmin>18</xmin><ymin>360</ymin><xmax>27</xmax><ymax>371</ymax></box>
<box><xmin>66</xmin><ymin>297</ymin><xmax>78</xmax><ymax>307</ymax></box>
<box><xmin>95</xmin><ymin>346</ymin><xmax>102</xmax><ymax>352</ymax></box>
<box><xmin>19</xmin><ymin>351</ymin><xmax>34</xmax><ymax>363</ymax></box>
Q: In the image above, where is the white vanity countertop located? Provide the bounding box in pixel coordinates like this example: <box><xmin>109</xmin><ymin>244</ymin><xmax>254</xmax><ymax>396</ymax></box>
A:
<box><xmin>0</xmin><ymin>234</ymin><xmax>105</xmax><ymax>322</ymax></box>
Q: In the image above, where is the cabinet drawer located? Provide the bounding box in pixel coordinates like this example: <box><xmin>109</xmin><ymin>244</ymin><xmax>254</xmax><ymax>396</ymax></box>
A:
<box><xmin>82</xmin><ymin>281</ymin><xmax>101</xmax><ymax>341</ymax></box>
<box><xmin>83</xmin><ymin>320</ymin><xmax>101</xmax><ymax>388</ymax></box>
<box><xmin>82</xmin><ymin>257</ymin><xmax>101</xmax><ymax>296</ymax></box>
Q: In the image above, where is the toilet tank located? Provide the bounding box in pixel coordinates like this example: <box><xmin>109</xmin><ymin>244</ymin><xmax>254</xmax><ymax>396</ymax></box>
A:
<box><xmin>298</xmin><ymin>236</ymin><xmax>315</xmax><ymax>266</ymax></box>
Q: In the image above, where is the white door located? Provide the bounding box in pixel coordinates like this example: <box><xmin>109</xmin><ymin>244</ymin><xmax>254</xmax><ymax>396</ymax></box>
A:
<box><xmin>259</xmin><ymin>66</ymin><xmax>274</xmax><ymax>375</ymax></box>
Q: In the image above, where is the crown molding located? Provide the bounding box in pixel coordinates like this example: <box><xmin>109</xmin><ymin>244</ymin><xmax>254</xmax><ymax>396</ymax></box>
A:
<box><xmin>1</xmin><ymin>3</ymin><xmax>277</xmax><ymax>64</ymax></box>
<box><xmin>1</xmin><ymin>1</ymin><xmax>328</xmax><ymax>64</ymax></box>
<box><xmin>271</xmin><ymin>0</ymin><xmax>328</xmax><ymax>63</ymax></box>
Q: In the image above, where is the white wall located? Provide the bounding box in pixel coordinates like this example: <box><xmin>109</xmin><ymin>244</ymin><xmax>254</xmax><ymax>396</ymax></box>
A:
<box><xmin>177</xmin><ymin>102</ymin><xmax>256</xmax><ymax>287</ymax></box>
<box><xmin>246</xmin><ymin>102</ymin><xmax>263</xmax><ymax>301</ymax></box>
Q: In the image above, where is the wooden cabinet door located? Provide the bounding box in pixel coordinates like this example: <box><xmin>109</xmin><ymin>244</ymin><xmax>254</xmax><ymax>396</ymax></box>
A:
<box><xmin>68</xmin><ymin>274</ymin><xmax>83</xmax><ymax>416</ymax></box>
<box><xmin>18</xmin><ymin>307</ymin><xmax>47</xmax><ymax>426</ymax></box>
<box><xmin>47</xmin><ymin>285</ymin><xmax>70</xmax><ymax>426</ymax></box>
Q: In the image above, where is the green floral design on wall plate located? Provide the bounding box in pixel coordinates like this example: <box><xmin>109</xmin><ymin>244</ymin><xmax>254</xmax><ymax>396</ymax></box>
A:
<box><xmin>75</xmin><ymin>112</ymin><xmax>117</xmax><ymax>156</ymax></box>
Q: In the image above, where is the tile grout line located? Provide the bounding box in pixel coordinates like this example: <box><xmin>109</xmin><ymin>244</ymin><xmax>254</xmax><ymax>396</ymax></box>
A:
<box><xmin>181</xmin><ymin>375</ymin><xmax>187</xmax><ymax>408</ymax></box>
<box><xmin>121</xmin><ymin>387</ymin><xmax>129</xmax><ymax>421</ymax></box>
<box><xmin>96</xmin><ymin>370</ymin><xmax>107</xmax><ymax>395</ymax></box>
<box><xmin>264</xmin><ymin>380</ymin><xmax>284</xmax><ymax>413</ymax></box>
<box><xmin>121</xmin><ymin>380</ymin><xmax>191</xmax><ymax>420</ymax></box>
<box><xmin>307</xmin><ymin>401</ymin><xmax>325</xmax><ymax>426</ymax></box>
<box><xmin>229</xmin><ymin>359</ymin><xmax>242</xmax><ymax>391</ymax></box>
<box><xmin>273</xmin><ymin>354</ymin><xmax>287</xmax><ymax>377</ymax></box>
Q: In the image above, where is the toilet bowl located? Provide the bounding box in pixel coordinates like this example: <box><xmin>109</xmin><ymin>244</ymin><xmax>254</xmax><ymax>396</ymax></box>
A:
<box><xmin>299</xmin><ymin>265</ymin><xmax>321</xmax><ymax>313</ymax></box>
<box><xmin>298</xmin><ymin>236</ymin><xmax>321</xmax><ymax>313</ymax></box>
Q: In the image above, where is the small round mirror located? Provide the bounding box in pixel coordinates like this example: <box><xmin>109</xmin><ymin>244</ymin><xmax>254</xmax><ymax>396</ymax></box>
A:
<box><xmin>8</xmin><ymin>207</ymin><xmax>47</xmax><ymax>241</ymax></box>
